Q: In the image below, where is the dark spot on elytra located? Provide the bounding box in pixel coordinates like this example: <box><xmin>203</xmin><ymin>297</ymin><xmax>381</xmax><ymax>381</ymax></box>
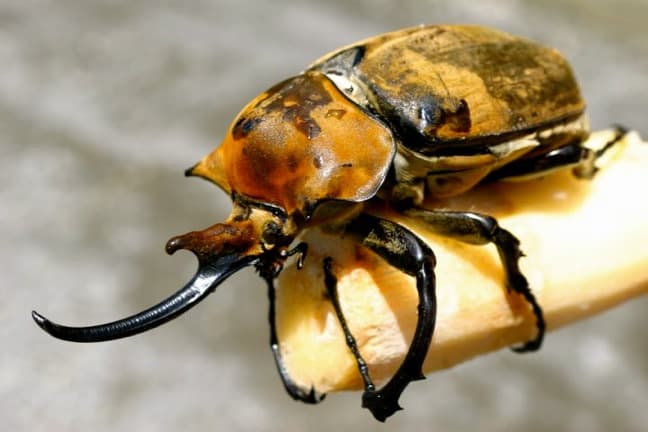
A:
<box><xmin>341</xmin><ymin>163</ymin><xmax>353</xmax><ymax>168</ymax></box>
<box><xmin>263</xmin><ymin>73</ymin><xmax>334</xmax><ymax>140</ymax></box>
<box><xmin>350</xmin><ymin>46</ymin><xmax>366</xmax><ymax>67</ymax></box>
<box><xmin>418</xmin><ymin>97</ymin><xmax>442</xmax><ymax>132</ymax></box>
<box><xmin>314</xmin><ymin>46</ymin><xmax>365</xmax><ymax>75</ymax></box>
<box><xmin>418</xmin><ymin>96</ymin><xmax>471</xmax><ymax>134</ymax></box>
<box><xmin>377</xmin><ymin>83</ymin><xmax>472</xmax><ymax>146</ymax></box>
<box><xmin>443</xmin><ymin>98</ymin><xmax>471</xmax><ymax>133</ymax></box>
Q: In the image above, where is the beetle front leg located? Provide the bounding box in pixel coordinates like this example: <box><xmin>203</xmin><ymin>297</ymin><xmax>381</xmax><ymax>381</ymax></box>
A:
<box><xmin>404</xmin><ymin>208</ymin><xmax>544</xmax><ymax>351</ymax></box>
<box><xmin>329</xmin><ymin>213</ymin><xmax>437</xmax><ymax>422</ymax></box>
<box><xmin>264</xmin><ymin>275</ymin><xmax>324</xmax><ymax>404</ymax></box>
<box><xmin>260</xmin><ymin>244</ymin><xmax>324</xmax><ymax>404</ymax></box>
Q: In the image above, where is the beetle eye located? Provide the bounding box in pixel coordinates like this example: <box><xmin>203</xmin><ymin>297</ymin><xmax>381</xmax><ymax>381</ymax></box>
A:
<box><xmin>262</xmin><ymin>221</ymin><xmax>283</xmax><ymax>245</ymax></box>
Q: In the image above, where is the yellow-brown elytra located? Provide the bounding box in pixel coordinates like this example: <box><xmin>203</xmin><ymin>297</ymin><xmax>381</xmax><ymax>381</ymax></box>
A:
<box><xmin>32</xmin><ymin>25</ymin><xmax>627</xmax><ymax>421</ymax></box>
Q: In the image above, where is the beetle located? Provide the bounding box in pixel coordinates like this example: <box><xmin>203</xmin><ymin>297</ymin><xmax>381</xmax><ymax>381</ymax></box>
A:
<box><xmin>32</xmin><ymin>25</ymin><xmax>626</xmax><ymax>421</ymax></box>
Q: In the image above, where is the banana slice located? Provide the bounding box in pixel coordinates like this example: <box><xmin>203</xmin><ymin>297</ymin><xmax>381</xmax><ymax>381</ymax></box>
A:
<box><xmin>275</xmin><ymin>129</ymin><xmax>648</xmax><ymax>393</ymax></box>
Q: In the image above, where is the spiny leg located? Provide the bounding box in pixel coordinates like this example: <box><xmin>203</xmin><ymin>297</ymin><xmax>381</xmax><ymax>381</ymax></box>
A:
<box><xmin>322</xmin><ymin>257</ymin><xmax>376</xmax><ymax>392</ymax></box>
<box><xmin>403</xmin><ymin>208</ymin><xmax>544</xmax><ymax>352</ymax></box>
<box><xmin>329</xmin><ymin>213</ymin><xmax>437</xmax><ymax>421</ymax></box>
<box><xmin>260</xmin><ymin>243</ymin><xmax>324</xmax><ymax>404</ymax></box>
<box><xmin>486</xmin><ymin>141</ymin><xmax>589</xmax><ymax>182</ymax></box>
<box><xmin>442</xmin><ymin>127</ymin><xmax>628</xmax><ymax>349</ymax></box>
<box><xmin>487</xmin><ymin>125</ymin><xmax>628</xmax><ymax>182</ymax></box>
<box><xmin>575</xmin><ymin>124</ymin><xmax>628</xmax><ymax>178</ymax></box>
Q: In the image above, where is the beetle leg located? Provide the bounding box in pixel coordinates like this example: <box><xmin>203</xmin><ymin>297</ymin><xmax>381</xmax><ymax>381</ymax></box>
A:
<box><xmin>264</xmin><ymin>272</ymin><xmax>325</xmax><ymax>404</ymax></box>
<box><xmin>486</xmin><ymin>140</ymin><xmax>588</xmax><ymax>182</ymax></box>
<box><xmin>260</xmin><ymin>243</ymin><xmax>324</xmax><ymax>404</ymax></box>
<box><xmin>331</xmin><ymin>213</ymin><xmax>437</xmax><ymax>422</ymax></box>
<box><xmin>488</xmin><ymin>125</ymin><xmax>628</xmax><ymax>181</ymax></box>
<box><xmin>403</xmin><ymin>208</ymin><xmax>544</xmax><ymax>352</ymax></box>
<box><xmin>574</xmin><ymin>124</ymin><xmax>628</xmax><ymax>178</ymax></box>
<box><xmin>322</xmin><ymin>257</ymin><xmax>376</xmax><ymax>391</ymax></box>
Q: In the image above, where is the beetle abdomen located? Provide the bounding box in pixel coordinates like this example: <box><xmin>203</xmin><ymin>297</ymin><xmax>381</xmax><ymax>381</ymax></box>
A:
<box><xmin>310</xmin><ymin>25</ymin><xmax>585</xmax><ymax>155</ymax></box>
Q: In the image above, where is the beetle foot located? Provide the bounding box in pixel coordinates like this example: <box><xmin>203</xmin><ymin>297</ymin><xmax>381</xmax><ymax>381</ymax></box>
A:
<box><xmin>284</xmin><ymin>382</ymin><xmax>326</xmax><ymax>404</ymax></box>
<box><xmin>362</xmin><ymin>389</ymin><xmax>403</xmax><ymax>422</ymax></box>
<box><xmin>511</xmin><ymin>337</ymin><xmax>542</xmax><ymax>353</ymax></box>
<box><xmin>509</xmin><ymin>277</ymin><xmax>544</xmax><ymax>352</ymax></box>
<box><xmin>507</xmin><ymin>275</ymin><xmax>544</xmax><ymax>353</ymax></box>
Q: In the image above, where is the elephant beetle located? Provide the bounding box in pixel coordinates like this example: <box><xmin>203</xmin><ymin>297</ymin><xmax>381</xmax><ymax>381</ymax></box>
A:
<box><xmin>33</xmin><ymin>25</ymin><xmax>627</xmax><ymax>421</ymax></box>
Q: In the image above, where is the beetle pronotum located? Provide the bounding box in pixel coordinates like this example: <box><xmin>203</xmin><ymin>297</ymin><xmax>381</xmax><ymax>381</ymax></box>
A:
<box><xmin>33</xmin><ymin>25</ymin><xmax>627</xmax><ymax>421</ymax></box>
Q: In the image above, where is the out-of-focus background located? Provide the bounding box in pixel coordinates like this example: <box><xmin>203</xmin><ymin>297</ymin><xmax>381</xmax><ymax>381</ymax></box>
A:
<box><xmin>3</xmin><ymin>1</ymin><xmax>647</xmax><ymax>430</ymax></box>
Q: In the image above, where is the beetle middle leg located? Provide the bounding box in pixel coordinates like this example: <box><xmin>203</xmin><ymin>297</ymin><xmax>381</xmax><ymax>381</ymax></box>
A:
<box><xmin>322</xmin><ymin>257</ymin><xmax>374</xmax><ymax>393</ymax></box>
<box><xmin>325</xmin><ymin>213</ymin><xmax>437</xmax><ymax>422</ymax></box>
<box><xmin>403</xmin><ymin>208</ymin><xmax>544</xmax><ymax>352</ymax></box>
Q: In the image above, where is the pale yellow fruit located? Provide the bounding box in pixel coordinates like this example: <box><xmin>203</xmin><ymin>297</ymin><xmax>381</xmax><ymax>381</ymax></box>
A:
<box><xmin>275</xmin><ymin>129</ymin><xmax>648</xmax><ymax>393</ymax></box>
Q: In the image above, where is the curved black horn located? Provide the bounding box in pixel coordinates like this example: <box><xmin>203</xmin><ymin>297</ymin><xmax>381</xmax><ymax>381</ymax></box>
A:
<box><xmin>32</xmin><ymin>253</ymin><xmax>259</xmax><ymax>342</ymax></box>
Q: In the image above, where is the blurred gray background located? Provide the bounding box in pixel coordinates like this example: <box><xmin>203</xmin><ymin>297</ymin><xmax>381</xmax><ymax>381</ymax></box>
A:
<box><xmin>3</xmin><ymin>1</ymin><xmax>647</xmax><ymax>431</ymax></box>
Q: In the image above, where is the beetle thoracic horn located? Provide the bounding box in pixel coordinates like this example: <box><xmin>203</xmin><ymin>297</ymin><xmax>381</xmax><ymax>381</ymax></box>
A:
<box><xmin>32</xmin><ymin>222</ymin><xmax>260</xmax><ymax>342</ymax></box>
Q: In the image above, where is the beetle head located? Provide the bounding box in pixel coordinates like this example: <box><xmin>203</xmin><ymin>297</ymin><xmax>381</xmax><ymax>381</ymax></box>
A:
<box><xmin>31</xmin><ymin>71</ymin><xmax>394</xmax><ymax>343</ymax></box>
<box><xmin>31</xmin><ymin>200</ymin><xmax>301</xmax><ymax>342</ymax></box>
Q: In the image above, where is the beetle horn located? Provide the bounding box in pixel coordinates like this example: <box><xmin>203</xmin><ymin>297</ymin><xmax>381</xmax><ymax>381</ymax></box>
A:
<box><xmin>32</xmin><ymin>221</ymin><xmax>260</xmax><ymax>342</ymax></box>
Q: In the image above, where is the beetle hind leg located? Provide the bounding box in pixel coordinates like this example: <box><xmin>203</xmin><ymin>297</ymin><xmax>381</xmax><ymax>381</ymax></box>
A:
<box><xmin>404</xmin><ymin>208</ymin><xmax>545</xmax><ymax>352</ymax></box>
<box><xmin>573</xmin><ymin>124</ymin><xmax>628</xmax><ymax>178</ymax></box>
<box><xmin>487</xmin><ymin>125</ymin><xmax>628</xmax><ymax>182</ymax></box>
